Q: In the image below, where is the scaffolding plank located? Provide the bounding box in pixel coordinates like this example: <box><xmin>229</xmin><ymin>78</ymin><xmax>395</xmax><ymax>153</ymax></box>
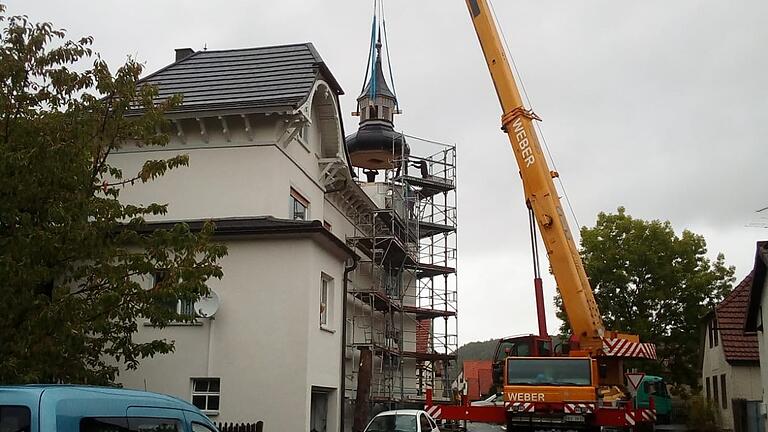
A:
<box><xmin>402</xmin><ymin>305</ymin><xmax>457</xmax><ymax>319</ymax></box>
<box><xmin>350</xmin><ymin>290</ymin><xmax>402</xmax><ymax>313</ymax></box>
<box><xmin>397</xmin><ymin>175</ymin><xmax>455</xmax><ymax>198</ymax></box>
<box><xmin>417</xmin><ymin>220</ymin><xmax>456</xmax><ymax>238</ymax></box>
<box><xmin>416</xmin><ymin>263</ymin><xmax>456</xmax><ymax>279</ymax></box>
<box><xmin>401</xmin><ymin>351</ymin><xmax>456</xmax><ymax>361</ymax></box>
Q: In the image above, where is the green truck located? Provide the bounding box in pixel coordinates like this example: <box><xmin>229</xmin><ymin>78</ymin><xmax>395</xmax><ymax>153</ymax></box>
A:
<box><xmin>635</xmin><ymin>375</ymin><xmax>673</xmax><ymax>424</ymax></box>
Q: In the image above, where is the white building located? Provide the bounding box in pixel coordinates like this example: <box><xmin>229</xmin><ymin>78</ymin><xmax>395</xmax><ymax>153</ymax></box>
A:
<box><xmin>702</xmin><ymin>271</ymin><xmax>762</xmax><ymax>431</ymax></box>
<box><xmin>111</xmin><ymin>43</ymin><xmax>458</xmax><ymax>431</ymax></box>
<box><xmin>745</xmin><ymin>241</ymin><xmax>768</xmax><ymax>431</ymax></box>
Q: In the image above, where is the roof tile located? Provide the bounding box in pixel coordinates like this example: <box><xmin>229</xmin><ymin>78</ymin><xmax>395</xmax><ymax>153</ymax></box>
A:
<box><xmin>138</xmin><ymin>43</ymin><xmax>342</xmax><ymax>114</ymax></box>
<box><xmin>716</xmin><ymin>272</ymin><xmax>760</xmax><ymax>362</ymax></box>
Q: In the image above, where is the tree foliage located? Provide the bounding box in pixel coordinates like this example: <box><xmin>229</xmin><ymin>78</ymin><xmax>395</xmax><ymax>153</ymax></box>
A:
<box><xmin>0</xmin><ymin>5</ymin><xmax>226</xmax><ymax>384</ymax></box>
<box><xmin>555</xmin><ymin>207</ymin><xmax>734</xmax><ymax>387</ymax></box>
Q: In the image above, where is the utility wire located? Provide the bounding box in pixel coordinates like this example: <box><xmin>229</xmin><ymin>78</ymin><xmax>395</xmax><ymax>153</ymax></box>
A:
<box><xmin>487</xmin><ymin>0</ymin><xmax>582</xmax><ymax>231</ymax></box>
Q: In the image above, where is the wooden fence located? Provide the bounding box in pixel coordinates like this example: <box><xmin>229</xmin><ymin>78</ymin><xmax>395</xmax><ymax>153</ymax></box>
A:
<box><xmin>215</xmin><ymin>422</ymin><xmax>263</xmax><ymax>432</ymax></box>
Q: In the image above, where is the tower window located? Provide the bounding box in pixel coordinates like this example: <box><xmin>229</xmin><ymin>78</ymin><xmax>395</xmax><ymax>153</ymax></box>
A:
<box><xmin>383</xmin><ymin>106</ymin><xmax>390</xmax><ymax>120</ymax></box>
<box><xmin>369</xmin><ymin>106</ymin><xmax>378</xmax><ymax>119</ymax></box>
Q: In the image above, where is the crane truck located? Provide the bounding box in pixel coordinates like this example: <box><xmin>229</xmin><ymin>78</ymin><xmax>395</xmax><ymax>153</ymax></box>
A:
<box><xmin>424</xmin><ymin>1</ymin><xmax>659</xmax><ymax>430</ymax></box>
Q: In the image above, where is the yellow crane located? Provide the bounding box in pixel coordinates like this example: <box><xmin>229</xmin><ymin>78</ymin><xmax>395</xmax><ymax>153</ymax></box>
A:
<box><xmin>424</xmin><ymin>2</ymin><xmax>659</xmax><ymax>430</ymax></box>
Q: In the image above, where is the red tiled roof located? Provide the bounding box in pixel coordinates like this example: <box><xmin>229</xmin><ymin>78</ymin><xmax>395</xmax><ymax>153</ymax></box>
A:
<box><xmin>716</xmin><ymin>271</ymin><xmax>759</xmax><ymax>362</ymax></box>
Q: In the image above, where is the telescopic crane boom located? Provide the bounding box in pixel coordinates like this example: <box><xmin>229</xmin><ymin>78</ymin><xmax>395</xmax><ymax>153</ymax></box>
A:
<box><xmin>464</xmin><ymin>0</ymin><xmax>606</xmax><ymax>352</ymax></box>
<box><xmin>423</xmin><ymin>3</ymin><xmax>659</xmax><ymax>429</ymax></box>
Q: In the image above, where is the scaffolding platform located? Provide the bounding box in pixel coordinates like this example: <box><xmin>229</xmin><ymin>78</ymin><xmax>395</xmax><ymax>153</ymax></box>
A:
<box><xmin>415</xmin><ymin>263</ymin><xmax>456</xmax><ymax>279</ymax></box>
<box><xmin>351</xmin><ymin>290</ymin><xmax>403</xmax><ymax>313</ymax></box>
<box><xmin>401</xmin><ymin>351</ymin><xmax>457</xmax><ymax>361</ymax></box>
<box><xmin>346</xmin><ymin>141</ymin><xmax>457</xmax><ymax>407</ymax></box>
<box><xmin>396</xmin><ymin>175</ymin><xmax>455</xmax><ymax>198</ymax></box>
<box><xmin>348</xmin><ymin>235</ymin><xmax>417</xmax><ymax>267</ymax></box>
<box><xmin>418</xmin><ymin>220</ymin><xmax>456</xmax><ymax>239</ymax></box>
<box><xmin>402</xmin><ymin>305</ymin><xmax>457</xmax><ymax>320</ymax></box>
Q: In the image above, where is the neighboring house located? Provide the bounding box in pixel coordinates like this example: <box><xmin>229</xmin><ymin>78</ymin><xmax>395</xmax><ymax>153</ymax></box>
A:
<box><xmin>110</xmin><ymin>42</ymin><xmax>458</xmax><ymax>431</ymax></box>
<box><xmin>702</xmin><ymin>271</ymin><xmax>762</xmax><ymax>431</ymax></box>
<box><xmin>746</xmin><ymin>241</ymin><xmax>768</xmax><ymax>432</ymax></box>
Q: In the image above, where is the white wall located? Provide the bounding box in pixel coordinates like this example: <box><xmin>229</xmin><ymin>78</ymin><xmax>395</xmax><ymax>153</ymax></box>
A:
<box><xmin>758</xmin><ymin>277</ymin><xmax>768</xmax><ymax>429</ymax></box>
<box><xmin>113</xmin><ymin>84</ymin><xmax>354</xmax><ymax>430</ymax></box>
<box><xmin>702</xmin><ymin>317</ymin><xmax>763</xmax><ymax>430</ymax></box>
<box><xmin>119</xmin><ymin>238</ymin><xmax>347</xmax><ymax>430</ymax></box>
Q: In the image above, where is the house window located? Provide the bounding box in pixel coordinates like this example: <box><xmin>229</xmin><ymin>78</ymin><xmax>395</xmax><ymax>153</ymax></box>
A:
<box><xmin>191</xmin><ymin>378</ymin><xmax>220</xmax><ymax>414</ymax></box>
<box><xmin>709</xmin><ymin>318</ymin><xmax>719</xmax><ymax>348</ymax></box>
<box><xmin>713</xmin><ymin>375</ymin><xmax>719</xmax><ymax>406</ymax></box>
<box><xmin>178</xmin><ymin>299</ymin><xmax>196</xmax><ymax>318</ymax></box>
<box><xmin>320</xmin><ymin>275</ymin><xmax>333</xmax><ymax>328</ymax></box>
<box><xmin>323</xmin><ymin>220</ymin><xmax>332</xmax><ymax>231</ymax></box>
<box><xmin>721</xmin><ymin>374</ymin><xmax>727</xmax><ymax>409</ymax></box>
<box><xmin>153</xmin><ymin>271</ymin><xmax>195</xmax><ymax>319</ymax></box>
<box><xmin>153</xmin><ymin>270</ymin><xmax>176</xmax><ymax>312</ymax></box>
<box><xmin>290</xmin><ymin>188</ymin><xmax>309</xmax><ymax>221</ymax></box>
<box><xmin>705</xmin><ymin>376</ymin><xmax>711</xmax><ymax>400</ymax></box>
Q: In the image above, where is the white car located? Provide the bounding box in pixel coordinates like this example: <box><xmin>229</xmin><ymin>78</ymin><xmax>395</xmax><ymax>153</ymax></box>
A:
<box><xmin>363</xmin><ymin>409</ymin><xmax>441</xmax><ymax>432</ymax></box>
<box><xmin>470</xmin><ymin>393</ymin><xmax>505</xmax><ymax>407</ymax></box>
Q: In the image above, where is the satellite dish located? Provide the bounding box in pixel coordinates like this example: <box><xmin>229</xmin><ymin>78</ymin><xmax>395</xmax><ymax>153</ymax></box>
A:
<box><xmin>195</xmin><ymin>290</ymin><xmax>220</xmax><ymax>318</ymax></box>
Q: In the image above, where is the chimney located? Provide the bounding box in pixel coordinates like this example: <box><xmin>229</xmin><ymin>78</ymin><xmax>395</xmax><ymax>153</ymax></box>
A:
<box><xmin>175</xmin><ymin>48</ymin><xmax>194</xmax><ymax>62</ymax></box>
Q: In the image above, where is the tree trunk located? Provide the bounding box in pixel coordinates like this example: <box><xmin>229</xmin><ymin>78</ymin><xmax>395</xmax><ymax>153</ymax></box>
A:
<box><xmin>353</xmin><ymin>347</ymin><xmax>373</xmax><ymax>432</ymax></box>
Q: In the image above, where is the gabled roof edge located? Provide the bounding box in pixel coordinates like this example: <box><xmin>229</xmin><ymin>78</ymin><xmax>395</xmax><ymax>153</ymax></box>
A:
<box><xmin>745</xmin><ymin>241</ymin><xmax>768</xmax><ymax>331</ymax></box>
<box><xmin>306</xmin><ymin>42</ymin><xmax>344</xmax><ymax>96</ymax></box>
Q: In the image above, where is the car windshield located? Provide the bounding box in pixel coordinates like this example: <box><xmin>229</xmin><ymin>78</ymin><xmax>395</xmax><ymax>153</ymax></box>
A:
<box><xmin>507</xmin><ymin>358</ymin><xmax>591</xmax><ymax>386</ymax></box>
<box><xmin>365</xmin><ymin>414</ymin><xmax>418</xmax><ymax>432</ymax></box>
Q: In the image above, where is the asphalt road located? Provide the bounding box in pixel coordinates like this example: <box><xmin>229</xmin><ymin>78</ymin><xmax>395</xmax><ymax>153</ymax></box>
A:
<box><xmin>464</xmin><ymin>423</ymin><xmax>503</xmax><ymax>432</ymax></box>
<box><xmin>461</xmin><ymin>423</ymin><xmax>688</xmax><ymax>432</ymax></box>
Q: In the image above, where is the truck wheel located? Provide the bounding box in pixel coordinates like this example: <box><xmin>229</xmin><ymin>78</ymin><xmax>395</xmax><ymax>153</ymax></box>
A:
<box><xmin>505</xmin><ymin>422</ymin><xmax>529</xmax><ymax>432</ymax></box>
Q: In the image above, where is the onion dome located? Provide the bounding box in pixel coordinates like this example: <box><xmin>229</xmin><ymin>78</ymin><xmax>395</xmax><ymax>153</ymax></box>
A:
<box><xmin>346</xmin><ymin>38</ymin><xmax>408</xmax><ymax>170</ymax></box>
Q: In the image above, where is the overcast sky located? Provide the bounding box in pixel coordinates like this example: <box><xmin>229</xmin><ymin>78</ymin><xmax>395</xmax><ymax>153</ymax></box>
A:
<box><xmin>5</xmin><ymin>0</ymin><xmax>766</xmax><ymax>344</ymax></box>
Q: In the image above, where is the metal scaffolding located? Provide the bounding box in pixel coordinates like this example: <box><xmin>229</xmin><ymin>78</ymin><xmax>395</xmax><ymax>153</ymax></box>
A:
<box><xmin>345</xmin><ymin>135</ymin><xmax>458</xmax><ymax>409</ymax></box>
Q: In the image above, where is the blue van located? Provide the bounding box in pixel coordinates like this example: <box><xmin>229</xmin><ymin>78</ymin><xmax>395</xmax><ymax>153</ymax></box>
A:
<box><xmin>0</xmin><ymin>385</ymin><xmax>218</xmax><ymax>432</ymax></box>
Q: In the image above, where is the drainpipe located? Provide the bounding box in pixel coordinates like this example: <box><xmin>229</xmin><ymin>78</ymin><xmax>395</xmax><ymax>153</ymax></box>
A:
<box><xmin>340</xmin><ymin>256</ymin><xmax>358</xmax><ymax>432</ymax></box>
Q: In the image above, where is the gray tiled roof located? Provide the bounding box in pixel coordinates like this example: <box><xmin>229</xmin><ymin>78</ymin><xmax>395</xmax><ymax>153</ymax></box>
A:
<box><xmin>139</xmin><ymin>43</ymin><xmax>343</xmax><ymax>115</ymax></box>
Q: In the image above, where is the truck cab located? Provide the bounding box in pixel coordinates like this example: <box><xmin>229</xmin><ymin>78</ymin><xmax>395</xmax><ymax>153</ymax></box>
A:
<box><xmin>492</xmin><ymin>335</ymin><xmax>553</xmax><ymax>390</ymax></box>
<box><xmin>635</xmin><ymin>375</ymin><xmax>672</xmax><ymax>423</ymax></box>
<box><xmin>503</xmin><ymin>357</ymin><xmax>598</xmax><ymax>430</ymax></box>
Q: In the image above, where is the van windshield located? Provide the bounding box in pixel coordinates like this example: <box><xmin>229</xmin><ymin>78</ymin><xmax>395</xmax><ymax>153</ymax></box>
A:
<box><xmin>507</xmin><ymin>358</ymin><xmax>591</xmax><ymax>386</ymax></box>
<box><xmin>0</xmin><ymin>406</ymin><xmax>31</xmax><ymax>432</ymax></box>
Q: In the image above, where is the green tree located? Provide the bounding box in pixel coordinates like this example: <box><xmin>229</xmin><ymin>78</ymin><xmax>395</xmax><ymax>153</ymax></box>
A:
<box><xmin>0</xmin><ymin>6</ymin><xmax>226</xmax><ymax>384</ymax></box>
<box><xmin>555</xmin><ymin>207</ymin><xmax>734</xmax><ymax>387</ymax></box>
